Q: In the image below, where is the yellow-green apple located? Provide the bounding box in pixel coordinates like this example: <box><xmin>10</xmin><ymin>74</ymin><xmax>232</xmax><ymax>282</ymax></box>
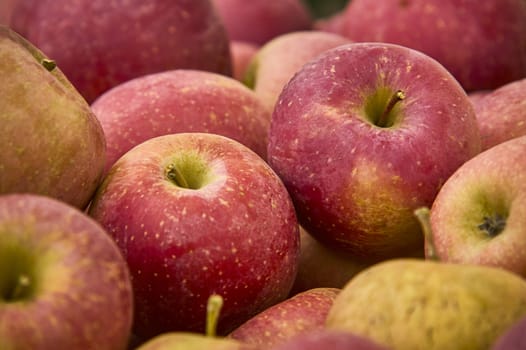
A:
<box><xmin>228</xmin><ymin>288</ymin><xmax>339</xmax><ymax>348</ymax></box>
<box><xmin>491</xmin><ymin>315</ymin><xmax>526</xmax><ymax>350</ymax></box>
<box><xmin>320</xmin><ymin>0</ymin><xmax>526</xmax><ymax>91</ymax></box>
<box><xmin>270</xmin><ymin>329</ymin><xmax>391</xmax><ymax>350</ymax></box>
<box><xmin>470</xmin><ymin>78</ymin><xmax>526</xmax><ymax>151</ymax></box>
<box><xmin>0</xmin><ymin>194</ymin><xmax>133</xmax><ymax>350</ymax></box>
<box><xmin>267</xmin><ymin>42</ymin><xmax>481</xmax><ymax>262</ymax></box>
<box><xmin>289</xmin><ymin>227</ymin><xmax>370</xmax><ymax>295</ymax></box>
<box><xmin>211</xmin><ymin>0</ymin><xmax>312</xmax><ymax>45</ymax></box>
<box><xmin>88</xmin><ymin>133</ymin><xmax>300</xmax><ymax>339</ymax></box>
<box><xmin>326</xmin><ymin>259</ymin><xmax>526</xmax><ymax>350</ymax></box>
<box><xmin>90</xmin><ymin>69</ymin><xmax>272</xmax><ymax>174</ymax></box>
<box><xmin>0</xmin><ymin>26</ymin><xmax>105</xmax><ymax>210</ymax></box>
<box><xmin>230</xmin><ymin>41</ymin><xmax>259</xmax><ymax>82</ymax></box>
<box><xmin>420</xmin><ymin>135</ymin><xmax>526</xmax><ymax>277</ymax></box>
<box><xmin>10</xmin><ymin>0</ymin><xmax>232</xmax><ymax>103</ymax></box>
<box><xmin>244</xmin><ymin>30</ymin><xmax>351</xmax><ymax>111</ymax></box>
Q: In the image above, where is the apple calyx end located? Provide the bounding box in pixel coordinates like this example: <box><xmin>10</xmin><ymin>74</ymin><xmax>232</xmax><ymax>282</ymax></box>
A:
<box><xmin>478</xmin><ymin>213</ymin><xmax>506</xmax><ymax>238</ymax></box>
<box><xmin>414</xmin><ymin>206</ymin><xmax>439</xmax><ymax>261</ymax></box>
<box><xmin>4</xmin><ymin>274</ymin><xmax>32</xmax><ymax>302</ymax></box>
<box><xmin>205</xmin><ymin>294</ymin><xmax>224</xmax><ymax>337</ymax></box>
<box><xmin>41</xmin><ymin>58</ymin><xmax>57</xmax><ymax>72</ymax></box>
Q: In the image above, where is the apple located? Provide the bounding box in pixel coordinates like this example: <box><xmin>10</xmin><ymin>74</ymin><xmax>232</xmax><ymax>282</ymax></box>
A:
<box><xmin>301</xmin><ymin>0</ymin><xmax>350</xmax><ymax>19</ymax></box>
<box><xmin>491</xmin><ymin>314</ymin><xmax>526</xmax><ymax>350</ymax></box>
<box><xmin>88</xmin><ymin>132</ymin><xmax>300</xmax><ymax>339</ymax></box>
<box><xmin>267</xmin><ymin>42</ymin><xmax>481</xmax><ymax>262</ymax></box>
<box><xmin>230</xmin><ymin>41</ymin><xmax>259</xmax><ymax>82</ymax></box>
<box><xmin>326</xmin><ymin>258</ymin><xmax>526</xmax><ymax>350</ymax></box>
<box><xmin>319</xmin><ymin>0</ymin><xmax>526</xmax><ymax>91</ymax></box>
<box><xmin>418</xmin><ymin>135</ymin><xmax>526</xmax><ymax>277</ymax></box>
<box><xmin>470</xmin><ymin>78</ymin><xmax>526</xmax><ymax>151</ymax></box>
<box><xmin>0</xmin><ymin>194</ymin><xmax>133</xmax><ymax>349</ymax></box>
<box><xmin>228</xmin><ymin>287</ymin><xmax>340</xmax><ymax>348</ymax></box>
<box><xmin>0</xmin><ymin>0</ymin><xmax>17</xmax><ymax>24</ymax></box>
<box><xmin>244</xmin><ymin>30</ymin><xmax>352</xmax><ymax>111</ymax></box>
<box><xmin>269</xmin><ymin>329</ymin><xmax>391</xmax><ymax>350</ymax></box>
<box><xmin>289</xmin><ymin>227</ymin><xmax>370</xmax><ymax>295</ymax></box>
<box><xmin>10</xmin><ymin>0</ymin><xmax>232</xmax><ymax>103</ymax></box>
<box><xmin>0</xmin><ymin>26</ymin><xmax>105</xmax><ymax>210</ymax></box>
<box><xmin>211</xmin><ymin>0</ymin><xmax>312</xmax><ymax>45</ymax></box>
<box><xmin>90</xmin><ymin>69</ymin><xmax>272</xmax><ymax>174</ymax></box>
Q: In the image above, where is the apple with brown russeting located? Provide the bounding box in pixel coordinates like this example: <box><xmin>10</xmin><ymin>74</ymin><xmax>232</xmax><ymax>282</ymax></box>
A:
<box><xmin>0</xmin><ymin>194</ymin><xmax>133</xmax><ymax>350</ymax></box>
<box><xmin>267</xmin><ymin>42</ymin><xmax>481</xmax><ymax>262</ymax></box>
<box><xmin>0</xmin><ymin>26</ymin><xmax>105</xmax><ymax>210</ymax></box>
<box><xmin>10</xmin><ymin>0</ymin><xmax>232</xmax><ymax>103</ymax></box>
<box><xmin>91</xmin><ymin>69</ymin><xmax>272</xmax><ymax>174</ymax></box>
<box><xmin>88</xmin><ymin>132</ymin><xmax>300</xmax><ymax>339</ymax></box>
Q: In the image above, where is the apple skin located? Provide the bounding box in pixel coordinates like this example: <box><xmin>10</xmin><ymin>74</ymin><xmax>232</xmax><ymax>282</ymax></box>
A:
<box><xmin>0</xmin><ymin>0</ymin><xmax>17</xmax><ymax>24</ymax></box>
<box><xmin>470</xmin><ymin>78</ymin><xmax>526</xmax><ymax>151</ymax></box>
<box><xmin>136</xmin><ymin>333</ymin><xmax>258</xmax><ymax>350</ymax></box>
<box><xmin>88</xmin><ymin>133</ymin><xmax>300</xmax><ymax>339</ymax></box>
<box><xmin>10</xmin><ymin>0</ymin><xmax>232</xmax><ymax>103</ymax></box>
<box><xmin>270</xmin><ymin>329</ymin><xmax>391</xmax><ymax>350</ymax></box>
<box><xmin>228</xmin><ymin>287</ymin><xmax>339</xmax><ymax>348</ymax></box>
<box><xmin>90</xmin><ymin>69</ymin><xmax>272</xmax><ymax>174</ymax></box>
<box><xmin>0</xmin><ymin>194</ymin><xmax>133</xmax><ymax>350</ymax></box>
<box><xmin>230</xmin><ymin>41</ymin><xmax>259</xmax><ymax>82</ymax></box>
<box><xmin>491</xmin><ymin>315</ymin><xmax>526</xmax><ymax>350</ymax></box>
<box><xmin>427</xmin><ymin>135</ymin><xmax>526</xmax><ymax>277</ymax></box>
<box><xmin>0</xmin><ymin>26</ymin><xmax>106</xmax><ymax>210</ymax></box>
<box><xmin>211</xmin><ymin>0</ymin><xmax>312</xmax><ymax>45</ymax></box>
<box><xmin>244</xmin><ymin>30</ymin><xmax>352</xmax><ymax>111</ymax></box>
<box><xmin>267</xmin><ymin>42</ymin><xmax>481</xmax><ymax>261</ymax></box>
<box><xmin>320</xmin><ymin>0</ymin><xmax>526</xmax><ymax>91</ymax></box>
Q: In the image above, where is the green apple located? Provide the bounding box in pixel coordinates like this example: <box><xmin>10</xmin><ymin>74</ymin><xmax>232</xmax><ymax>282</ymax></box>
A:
<box><xmin>0</xmin><ymin>26</ymin><xmax>105</xmax><ymax>210</ymax></box>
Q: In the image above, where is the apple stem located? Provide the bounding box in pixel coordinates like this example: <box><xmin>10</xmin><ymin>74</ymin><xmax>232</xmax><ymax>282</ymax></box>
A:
<box><xmin>7</xmin><ymin>274</ymin><xmax>31</xmax><ymax>301</ymax></box>
<box><xmin>165</xmin><ymin>164</ymin><xmax>190</xmax><ymax>189</ymax></box>
<box><xmin>41</xmin><ymin>58</ymin><xmax>57</xmax><ymax>72</ymax></box>
<box><xmin>205</xmin><ymin>294</ymin><xmax>224</xmax><ymax>337</ymax></box>
<box><xmin>377</xmin><ymin>90</ymin><xmax>405</xmax><ymax>128</ymax></box>
<box><xmin>414</xmin><ymin>207</ymin><xmax>439</xmax><ymax>260</ymax></box>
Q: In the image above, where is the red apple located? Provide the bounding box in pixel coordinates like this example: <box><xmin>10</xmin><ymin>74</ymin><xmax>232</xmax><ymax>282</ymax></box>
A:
<box><xmin>270</xmin><ymin>329</ymin><xmax>392</xmax><ymax>350</ymax></box>
<box><xmin>211</xmin><ymin>0</ymin><xmax>312</xmax><ymax>45</ymax></box>
<box><xmin>267</xmin><ymin>42</ymin><xmax>481</xmax><ymax>261</ymax></box>
<box><xmin>491</xmin><ymin>315</ymin><xmax>526</xmax><ymax>350</ymax></box>
<box><xmin>228</xmin><ymin>287</ymin><xmax>340</xmax><ymax>348</ymax></box>
<box><xmin>0</xmin><ymin>194</ymin><xmax>133</xmax><ymax>349</ymax></box>
<box><xmin>470</xmin><ymin>78</ymin><xmax>526</xmax><ymax>151</ymax></box>
<box><xmin>10</xmin><ymin>0</ymin><xmax>232</xmax><ymax>103</ymax></box>
<box><xmin>88</xmin><ymin>132</ymin><xmax>300</xmax><ymax>339</ymax></box>
<box><xmin>0</xmin><ymin>26</ymin><xmax>105</xmax><ymax>210</ymax></box>
<box><xmin>321</xmin><ymin>0</ymin><xmax>526</xmax><ymax>91</ymax></box>
<box><xmin>90</xmin><ymin>69</ymin><xmax>272</xmax><ymax>174</ymax></box>
<box><xmin>230</xmin><ymin>41</ymin><xmax>259</xmax><ymax>82</ymax></box>
<box><xmin>244</xmin><ymin>30</ymin><xmax>352</xmax><ymax>111</ymax></box>
<box><xmin>0</xmin><ymin>0</ymin><xmax>17</xmax><ymax>24</ymax></box>
<box><xmin>422</xmin><ymin>135</ymin><xmax>526</xmax><ymax>277</ymax></box>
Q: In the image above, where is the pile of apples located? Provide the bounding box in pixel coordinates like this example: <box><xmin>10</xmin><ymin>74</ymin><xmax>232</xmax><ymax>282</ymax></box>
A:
<box><xmin>1</xmin><ymin>0</ymin><xmax>526</xmax><ymax>349</ymax></box>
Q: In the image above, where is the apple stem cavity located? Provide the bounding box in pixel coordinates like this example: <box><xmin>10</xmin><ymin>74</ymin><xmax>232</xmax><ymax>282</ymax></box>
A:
<box><xmin>414</xmin><ymin>206</ymin><xmax>439</xmax><ymax>260</ymax></box>
<box><xmin>5</xmin><ymin>274</ymin><xmax>31</xmax><ymax>302</ymax></box>
<box><xmin>165</xmin><ymin>164</ymin><xmax>190</xmax><ymax>189</ymax></box>
<box><xmin>205</xmin><ymin>294</ymin><xmax>224</xmax><ymax>337</ymax></box>
<box><xmin>377</xmin><ymin>90</ymin><xmax>405</xmax><ymax>128</ymax></box>
<box><xmin>41</xmin><ymin>58</ymin><xmax>57</xmax><ymax>72</ymax></box>
<box><xmin>478</xmin><ymin>213</ymin><xmax>506</xmax><ymax>237</ymax></box>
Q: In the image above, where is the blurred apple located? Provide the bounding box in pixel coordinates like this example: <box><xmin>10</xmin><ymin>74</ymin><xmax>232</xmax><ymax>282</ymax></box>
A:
<box><xmin>228</xmin><ymin>287</ymin><xmax>339</xmax><ymax>348</ymax></box>
<box><xmin>10</xmin><ymin>0</ymin><xmax>232</xmax><ymax>103</ymax></box>
<box><xmin>320</xmin><ymin>0</ymin><xmax>526</xmax><ymax>91</ymax></box>
<box><xmin>422</xmin><ymin>135</ymin><xmax>526</xmax><ymax>277</ymax></box>
<box><xmin>491</xmin><ymin>314</ymin><xmax>526</xmax><ymax>350</ymax></box>
<box><xmin>91</xmin><ymin>69</ymin><xmax>271</xmax><ymax>174</ymax></box>
<box><xmin>230</xmin><ymin>41</ymin><xmax>259</xmax><ymax>82</ymax></box>
<box><xmin>0</xmin><ymin>194</ymin><xmax>133</xmax><ymax>350</ymax></box>
<box><xmin>270</xmin><ymin>329</ymin><xmax>391</xmax><ymax>350</ymax></box>
<box><xmin>267</xmin><ymin>42</ymin><xmax>481</xmax><ymax>262</ymax></box>
<box><xmin>0</xmin><ymin>0</ymin><xmax>17</xmax><ymax>24</ymax></box>
<box><xmin>0</xmin><ymin>26</ymin><xmax>105</xmax><ymax>210</ymax></box>
<box><xmin>88</xmin><ymin>133</ymin><xmax>300</xmax><ymax>339</ymax></box>
<box><xmin>244</xmin><ymin>30</ymin><xmax>351</xmax><ymax>111</ymax></box>
<box><xmin>211</xmin><ymin>0</ymin><xmax>312</xmax><ymax>45</ymax></box>
<box><xmin>470</xmin><ymin>78</ymin><xmax>526</xmax><ymax>151</ymax></box>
